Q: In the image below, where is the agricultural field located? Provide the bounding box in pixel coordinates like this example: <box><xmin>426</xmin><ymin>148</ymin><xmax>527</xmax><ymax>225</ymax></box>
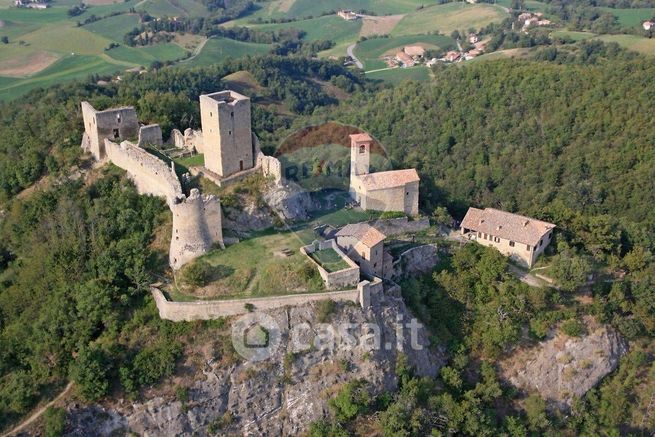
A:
<box><xmin>595</xmin><ymin>33</ymin><xmax>655</xmax><ymax>55</ymax></box>
<box><xmin>0</xmin><ymin>0</ymin><xmax>220</xmax><ymax>100</ymax></box>
<box><xmin>391</xmin><ymin>2</ymin><xmax>509</xmax><ymax>36</ymax></box>
<box><xmin>551</xmin><ymin>30</ymin><xmax>595</xmax><ymax>41</ymax></box>
<box><xmin>355</xmin><ymin>34</ymin><xmax>456</xmax><ymax>70</ymax></box>
<box><xmin>365</xmin><ymin>65</ymin><xmax>431</xmax><ymax>83</ymax></box>
<box><xmin>183</xmin><ymin>37</ymin><xmax>271</xmax><ymax>67</ymax></box>
<box><xmin>598</xmin><ymin>7</ymin><xmax>655</xmax><ymax>28</ymax></box>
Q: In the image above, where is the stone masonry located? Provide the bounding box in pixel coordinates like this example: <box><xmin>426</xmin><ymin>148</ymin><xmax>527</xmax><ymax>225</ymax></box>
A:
<box><xmin>81</xmin><ymin>101</ymin><xmax>139</xmax><ymax>160</ymax></box>
<box><xmin>200</xmin><ymin>90</ymin><xmax>254</xmax><ymax>178</ymax></box>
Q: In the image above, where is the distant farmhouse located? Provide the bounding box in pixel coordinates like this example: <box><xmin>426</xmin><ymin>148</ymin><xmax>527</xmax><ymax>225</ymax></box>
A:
<box><xmin>643</xmin><ymin>20</ymin><xmax>654</xmax><ymax>30</ymax></box>
<box><xmin>518</xmin><ymin>12</ymin><xmax>551</xmax><ymax>31</ymax></box>
<box><xmin>337</xmin><ymin>9</ymin><xmax>359</xmax><ymax>20</ymax></box>
<box><xmin>349</xmin><ymin>133</ymin><xmax>420</xmax><ymax>216</ymax></box>
<box><xmin>395</xmin><ymin>50</ymin><xmax>415</xmax><ymax>67</ymax></box>
<box><xmin>14</xmin><ymin>0</ymin><xmax>48</xmax><ymax>8</ymax></box>
<box><xmin>461</xmin><ymin>207</ymin><xmax>555</xmax><ymax>267</ymax></box>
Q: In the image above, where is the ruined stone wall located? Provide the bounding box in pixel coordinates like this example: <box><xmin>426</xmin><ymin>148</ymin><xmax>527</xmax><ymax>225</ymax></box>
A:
<box><xmin>257</xmin><ymin>152</ymin><xmax>283</xmax><ymax>185</ymax></box>
<box><xmin>105</xmin><ymin>139</ymin><xmax>183</xmax><ymax>205</ymax></box>
<box><xmin>151</xmin><ymin>286</ymin><xmax>364</xmax><ymax>320</ymax></box>
<box><xmin>301</xmin><ymin>240</ymin><xmax>360</xmax><ymax>290</ymax></box>
<box><xmin>137</xmin><ymin>124</ymin><xmax>163</xmax><ymax>148</ymax></box>
<box><xmin>171</xmin><ymin>128</ymin><xmax>204</xmax><ymax>153</ymax></box>
<box><xmin>391</xmin><ymin>244</ymin><xmax>439</xmax><ymax>280</ymax></box>
<box><xmin>170</xmin><ymin>189</ymin><xmax>224</xmax><ymax>270</ymax></box>
<box><xmin>200</xmin><ymin>91</ymin><xmax>253</xmax><ymax>177</ymax></box>
<box><xmin>81</xmin><ymin>101</ymin><xmax>139</xmax><ymax>160</ymax></box>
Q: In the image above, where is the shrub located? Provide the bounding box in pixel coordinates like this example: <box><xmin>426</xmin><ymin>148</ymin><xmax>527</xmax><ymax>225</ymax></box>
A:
<box><xmin>561</xmin><ymin>319</ymin><xmax>585</xmax><ymax>337</ymax></box>
<box><xmin>43</xmin><ymin>406</ymin><xmax>66</xmax><ymax>437</ymax></box>
<box><xmin>181</xmin><ymin>259</ymin><xmax>214</xmax><ymax>287</ymax></box>
<box><xmin>316</xmin><ymin>299</ymin><xmax>337</xmax><ymax>323</ymax></box>
<box><xmin>70</xmin><ymin>347</ymin><xmax>110</xmax><ymax>402</ymax></box>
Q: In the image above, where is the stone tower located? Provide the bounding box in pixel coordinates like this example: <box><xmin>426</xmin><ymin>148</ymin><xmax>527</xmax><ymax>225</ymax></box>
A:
<box><xmin>350</xmin><ymin>133</ymin><xmax>372</xmax><ymax>182</ymax></box>
<box><xmin>80</xmin><ymin>101</ymin><xmax>139</xmax><ymax>160</ymax></box>
<box><xmin>199</xmin><ymin>90</ymin><xmax>254</xmax><ymax>178</ymax></box>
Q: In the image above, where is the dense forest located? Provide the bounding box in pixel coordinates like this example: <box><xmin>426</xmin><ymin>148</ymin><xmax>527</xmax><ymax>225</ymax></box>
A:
<box><xmin>1</xmin><ymin>47</ymin><xmax>654</xmax><ymax>434</ymax></box>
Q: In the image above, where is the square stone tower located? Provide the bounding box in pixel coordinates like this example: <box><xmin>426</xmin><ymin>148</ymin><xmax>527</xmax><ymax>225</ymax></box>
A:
<box><xmin>81</xmin><ymin>102</ymin><xmax>139</xmax><ymax>160</ymax></box>
<box><xmin>200</xmin><ymin>90</ymin><xmax>254</xmax><ymax>178</ymax></box>
<box><xmin>350</xmin><ymin>133</ymin><xmax>372</xmax><ymax>178</ymax></box>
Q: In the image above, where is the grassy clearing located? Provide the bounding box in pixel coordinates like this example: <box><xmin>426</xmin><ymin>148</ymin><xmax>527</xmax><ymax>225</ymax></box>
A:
<box><xmin>495</xmin><ymin>0</ymin><xmax>549</xmax><ymax>14</ymax></box>
<box><xmin>253</xmin><ymin>15</ymin><xmax>362</xmax><ymax>44</ymax></box>
<box><xmin>137</xmin><ymin>0</ymin><xmax>208</xmax><ymax>17</ymax></box>
<box><xmin>171</xmin><ymin>228</ymin><xmax>324</xmax><ymax>300</ymax></box>
<box><xmin>83</xmin><ymin>13</ymin><xmax>141</xmax><ymax>41</ymax></box>
<box><xmin>391</xmin><ymin>2</ymin><xmax>508</xmax><ymax>36</ymax></box>
<box><xmin>310</xmin><ymin>248</ymin><xmax>351</xmax><ymax>272</ymax></box>
<box><xmin>551</xmin><ymin>30</ymin><xmax>595</xmax><ymax>41</ymax></box>
<box><xmin>595</xmin><ymin>33</ymin><xmax>655</xmax><ymax>55</ymax></box>
<box><xmin>355</xmin><ymin>34</ymin><xmax>456</xmax><ymax>69</ymax></box>
<box><xmin>286</xmin><ymin>0</ymin><xmax>430</xmax><ymax>18</ymax></box>
<box><xmin>174</xmin><ymin>153</ymin><xmax>205</xmax><ymax>169</ymax></box>
<box><xmin>470</xmin><ymin>47</ymin><xmax>533</xmax><ymax>62</ymax></box>
<box><xmin>185</xmin><ymin>37</ymin><xmax>270</xmax><ymax>67</ymax></box>
<box><xmin>21</xmin><ymin>23</ymin><xmax>113</xmax><ymax>55</ymax></box>
<box><xmin>599</xmin><ymin>7</ymin><xmax>655</xmax><ymax>28</ymax></box>
<box><xmin>365</xmin><ymin>65</ymin><xmax>431</xmax><ymax>83</ymax></box>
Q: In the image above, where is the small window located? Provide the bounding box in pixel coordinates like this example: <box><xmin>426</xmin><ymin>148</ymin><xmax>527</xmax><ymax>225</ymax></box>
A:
<box><xmin>210</xmin><ymin>111</ymin><xmax>212</xmax><ymax>117</ymax></box>
<box><xmin>229</xmin><ymin>130</ymin><xmax>232</xmax><ymax>135</ymax></box>
<box><xmin>509</xmin><ymin>241</ymin><xmax>515</xmax><ymax>247</ymax></box>
<box><xmin>359</xmin><ymin>144</ymin><xmax>366</xmax><ymax>154</ymax></box>
<box><xmin>116</xmin><ymin>113</ymin><xmax>121</xmax><ymax>123</ymax></box>
<box><xmin>527</xmin><ymin>245</ymin><xmax>532</xmax><ymax>251</ymax></box>
<box><xmin>239</xmin><ymin>160</ymin><xmax>244</xmax><ymax>171</ymax></box>
<box><xmin>406</xmin><ymin>192</ymin><xmax>409</xmax><ymax>196</ymax></box>
<box><xmin>113</xmin><ymin>128</ymin><xmax>119</xmax><ymax>139</ymax></box>
<box><xmin>231</xmin><ymin>111</ymin><xmax>234</xmax><ymax>117</ymax></box>
<box><xmin>477</xmin><ymin>231</ymin><xmax>481</xmax><ymax>238</ymax></box>
<box><xmin>374</xmin><ymin>263</ymin><xmax>377</xmax><ymax>268</ymax></box>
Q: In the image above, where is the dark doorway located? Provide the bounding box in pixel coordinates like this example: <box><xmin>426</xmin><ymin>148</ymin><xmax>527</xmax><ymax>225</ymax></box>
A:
<box><xmin>113</xmin><ymin>128</ymin><xmax>119</xmax><ymax>139</ymax></box>
<box><xmin>239</xmin><ymin>160</ymin><xmax>244</xmax><ymax>171</ymax></box>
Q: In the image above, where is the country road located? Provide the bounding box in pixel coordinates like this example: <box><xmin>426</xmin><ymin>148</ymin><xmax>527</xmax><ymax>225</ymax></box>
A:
<box><xmin>347</xmin><ymin>43</ymin><xmax>363</xmax><ymax>69</ymax></box>
<box><xmin>1</xmin><ymin>382</ymin><xmax>74</xmax><ymax>437</ymax></box>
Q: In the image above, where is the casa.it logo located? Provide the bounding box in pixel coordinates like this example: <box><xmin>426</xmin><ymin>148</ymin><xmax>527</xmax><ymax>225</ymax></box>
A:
<box><xmin>231</xmin><ymin>312</ymin><xmax>282</xmax><ymax>362</ymax></box>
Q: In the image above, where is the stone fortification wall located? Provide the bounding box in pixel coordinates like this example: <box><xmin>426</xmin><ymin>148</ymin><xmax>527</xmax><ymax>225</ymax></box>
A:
<box><xmin>137</xmin><ymin>124</ymin><xmax>163</xmax><ymax>148</ymax></box>
<box><xmin>81</xmin><ymin>101</ymin><xmax>139</xmax><ymax>160</ymax></box>
<box><xmin>170</xmin><ymin>188</ymin><xmax>224</xmax><ymax>270</ymax></box>
<box><xmin>171</xmin><ymin>128</ymin><xmax>204</xmax><ymax>153</ymax></box>
<box><xmin>301</xmin><ymin>240</ymin><xmax>360</xmax><ymax>290</ymax></box>
<box><xmin>104</xmin><ymin>139</ymin><xmax>183</xmax><ymax>206</ymax></box>
<box><xmin>257</xmin><ymin>151</ymin><xmax>283</xmax><ymax>185</ymax></box>
<box><xmin>151</xmin><ymin>285</ymin><xmax>369</xmax><ymax>321</ymax></box>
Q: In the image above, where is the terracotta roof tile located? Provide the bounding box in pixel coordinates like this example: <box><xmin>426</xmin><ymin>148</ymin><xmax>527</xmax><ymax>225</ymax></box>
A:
<box><xmin>336</xmin><ymin>223</ymin><xmax>386</xmax><ymax>248</ymax></box>
<box><xmin>461</xmin><ymin>207</ymin><xmax>555</xmax><ymax>246</ymax></box>
<box><xmin>350</xmin><ymin>133</ymin><xmax>373</xmax><ymax>143</ymax></box>
<box><xmin>359</xmin><ymin>169</ymin><xmax>419</xmax><ymax>190</ymax></box>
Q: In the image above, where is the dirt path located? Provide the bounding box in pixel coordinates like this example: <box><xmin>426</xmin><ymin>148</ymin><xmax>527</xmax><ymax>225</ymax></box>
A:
<box><xmin>178</xmin><ymin>36</ymin><xmax>212</xmax><ymax>64</ymax></box>
<box><xmin>347</xmin><ymin>43</ymin><xmax>363</xmax><ymax>69</ymax></box>
<box><xmin>1</xmin><ymin>382</ymin><xmax>74</xmax><ymax>437</ymax></box>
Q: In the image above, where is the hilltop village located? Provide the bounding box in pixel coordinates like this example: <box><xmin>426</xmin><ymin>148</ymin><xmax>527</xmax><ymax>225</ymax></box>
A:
<box><xmin>81</xmin><ymin>90</ymin><xmax>557</xmax><ymax>319</ymax></box>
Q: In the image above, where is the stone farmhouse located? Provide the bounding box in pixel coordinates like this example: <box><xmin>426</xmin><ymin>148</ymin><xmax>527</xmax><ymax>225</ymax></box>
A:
<box><xmin>460</xmin><ymin>207</ymin><xmax>556</xmax><ymax>267</ymax></box>
<box><xmin>643</xmin><ymin>20</ymin><xmax>654</xmax><ymax>30</ymax></box>
<box><xmin>349</xmin><ymin>133</ymin><xmax>420</xmax><ymax>216</ymax></box>
<box><xmin>337</xmin><ymin>9</ymin><xmax>359</xmax><ymax>20</ymax></box>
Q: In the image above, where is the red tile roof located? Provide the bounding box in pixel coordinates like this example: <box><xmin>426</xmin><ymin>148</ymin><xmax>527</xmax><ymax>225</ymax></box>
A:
<box><xmin>461</xmin><ymin>207</ymin><xmax>555</xmax><ymax>246</ymax></box>
<box><xmin>359</xmin><ymin>169</ymin><xmax>420</xmax><ymax>190</ymax></box>
<box><xmin>336</xmin><ymin>223</ymin><xmax>386</xmax><ymax>248</ymax></box>
<box><xmin>350</xmin><ymin>133</ymin><xmax>373</xmax><ymax>143</ymax></box>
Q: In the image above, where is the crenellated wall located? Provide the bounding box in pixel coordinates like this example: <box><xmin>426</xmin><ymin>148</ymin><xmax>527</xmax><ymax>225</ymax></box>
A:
<box><xmin>170</xmin><ymin>189</ymin><xmax>224</xmax><ymax>270</ymax></box>
<box><xmin>104</xmin><ymin>139</ymin><xmax>183</xmax><ymax>206</ymax></box>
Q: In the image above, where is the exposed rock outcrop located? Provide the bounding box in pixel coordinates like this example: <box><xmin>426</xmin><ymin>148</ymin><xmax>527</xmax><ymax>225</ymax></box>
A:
<box><xmin>65</xmin><ymin>298</ymin><xmax>445</xmax><ymax>436</ymax></box>
<box><xmin>500</xmin><ymin>317</ymin><xmax>628</xmax><ymax>408</ymax></box>
<box><xmin>263</xmin><ymin>182</ymin><xmax>312</xmax><ymax>223</ymax></box>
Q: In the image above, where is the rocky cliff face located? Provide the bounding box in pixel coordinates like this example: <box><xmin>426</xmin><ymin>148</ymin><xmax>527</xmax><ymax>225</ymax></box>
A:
<box><xmin>262</xmin><ymin>182</ymin><xmax>312</xmax><ymax>223</ymax></box>
<box><xmin>499</xmin><ymin>317</ymin><xmax>628</xmax><ymax>408</ymax></box>
<box><xmin>65</xmin><ymin>295</ymin><xmax>445</xmax><ymax>436</ymax></box>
